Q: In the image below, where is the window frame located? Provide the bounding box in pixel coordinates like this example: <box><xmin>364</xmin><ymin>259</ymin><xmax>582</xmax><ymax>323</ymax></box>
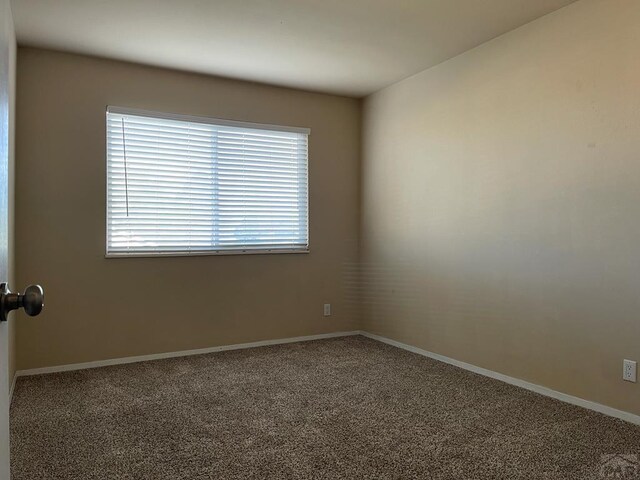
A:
<box><xmin>105</xmin><ymin>106</ymin><xmax>311</xmax><ymax>258</ymax></box>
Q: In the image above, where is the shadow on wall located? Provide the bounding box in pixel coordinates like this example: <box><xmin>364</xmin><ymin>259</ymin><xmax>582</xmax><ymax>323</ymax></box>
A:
<box><xmin>342</xmin><ymin>260</ymin><xmax>424</xmax><ymax>333</ymax></box>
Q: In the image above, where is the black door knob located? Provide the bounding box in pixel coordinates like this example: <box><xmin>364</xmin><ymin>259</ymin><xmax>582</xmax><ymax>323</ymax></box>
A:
<box><xmin>0</xmin><ymin>283</ymin><xmax>45</xmax><ymax>322</ymax></box>
<box><xmin>22</xmin><ymin>285</ymin><xmax>44</xmax><ymax>316</ymax></box>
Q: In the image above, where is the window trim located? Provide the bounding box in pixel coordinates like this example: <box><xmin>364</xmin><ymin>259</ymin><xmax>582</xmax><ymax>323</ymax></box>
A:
<box><xmin>107</xmin><ymin>106</ymin><xmax>310</xmax><ymax>135</ymax></box>
<box><xmin>105</xmin><ymin>106</ymin><xmax>311</xmax><ymax>258</ymax></box>
<box><xmin>105</xmin><ymin>248</ymin><xmax>310</xmax><ymax>259</ymax></box>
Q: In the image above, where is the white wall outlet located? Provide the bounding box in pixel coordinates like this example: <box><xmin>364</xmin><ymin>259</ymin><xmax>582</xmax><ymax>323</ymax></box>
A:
<box><xmin>323</xmin><ymin>304</ymin><xmax>331</xmax><ymax>317</ymax></box>
<box><xmin>623</xmin><ymin>359</ymin><xmax>637</xmax><ymax>383</ymax></box>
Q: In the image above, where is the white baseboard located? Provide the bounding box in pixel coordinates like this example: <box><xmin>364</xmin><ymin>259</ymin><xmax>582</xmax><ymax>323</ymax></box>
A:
<box><xmin>9</xmin><ymin>373</ymin><xmax>16</xmax><ymax>406</ymax></box>
<box><xmin>15</xmin><ymin>331</ymin><xmax>361</xmax><ymax>378</ymax></box>
<box><xmin>360</xmin><ymin>331</ymin><xmax>640</xmax><ymax>426</ymax></box>
<box><xmin>13</xmin><ymin>329</ymin><xmax>639</xmax><ymax>426</ymax></box>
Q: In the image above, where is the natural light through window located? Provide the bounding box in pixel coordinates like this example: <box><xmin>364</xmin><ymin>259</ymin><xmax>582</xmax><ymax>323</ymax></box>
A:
<box><xmin>106</xmin><ymin>107</ymin><xmax>309</xmax><ymax>256</ymax></box>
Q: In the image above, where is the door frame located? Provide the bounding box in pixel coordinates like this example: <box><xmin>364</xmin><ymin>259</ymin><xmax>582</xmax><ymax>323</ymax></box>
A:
<box><xmin>0</xmin><ymin>0</ymin><xmax>16</xmax><ymax>477</ymax></box>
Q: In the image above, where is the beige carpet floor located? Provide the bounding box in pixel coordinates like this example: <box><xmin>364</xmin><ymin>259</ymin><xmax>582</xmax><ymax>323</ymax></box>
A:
<box><xmin>10</xmin><ymin>335</ymin><xmax>640</xmax><ymax>479</ymax></box>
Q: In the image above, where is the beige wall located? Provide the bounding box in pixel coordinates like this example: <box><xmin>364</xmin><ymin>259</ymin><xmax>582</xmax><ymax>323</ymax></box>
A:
<box><xmin>15</xmin><ymin>48</ymin><xmax>361</xmax><ymax>370</ymax></box>
<box><xmin>362</xmin><ymin>0</ymin><xmax>640</xmax><ymax>416</ymax></box>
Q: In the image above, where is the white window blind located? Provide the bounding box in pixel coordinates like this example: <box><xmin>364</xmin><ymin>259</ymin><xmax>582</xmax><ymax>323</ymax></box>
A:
<box><xmin>106</xmin><ymin>107</ymin><xmax>309</xmax><ymax>256</ymax></box>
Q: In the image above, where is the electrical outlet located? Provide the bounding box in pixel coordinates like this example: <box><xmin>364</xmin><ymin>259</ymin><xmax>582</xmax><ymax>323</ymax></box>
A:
<box><xmin>323</xmin><ymin>304</ymin><xmax>331</xmax><ymax>317</ymax></box>
<box><xmin>623</xmin><ymin>360</ymin><xmax>637</xmax><ymax>383</ymax></box>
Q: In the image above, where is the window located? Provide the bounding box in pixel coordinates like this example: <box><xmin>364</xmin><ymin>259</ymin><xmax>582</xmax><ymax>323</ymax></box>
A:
<box><xmin>106</xmin><ymin>107</ymin><xmax>309</xmax><ymax>256</ymax></box>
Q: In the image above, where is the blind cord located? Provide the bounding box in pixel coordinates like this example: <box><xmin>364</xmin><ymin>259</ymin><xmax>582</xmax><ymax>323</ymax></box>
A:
<box><xmin>121</xmin><ymin>118</ymin><xmax>130</xmax><ymax>217</ymax></box>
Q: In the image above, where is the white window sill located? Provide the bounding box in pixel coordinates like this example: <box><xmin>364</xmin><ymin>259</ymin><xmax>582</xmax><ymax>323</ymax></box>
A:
<box><xmin>105</xmin><ymin>248</ymin><xmax>310</xmax><ymax>259</ymax></box>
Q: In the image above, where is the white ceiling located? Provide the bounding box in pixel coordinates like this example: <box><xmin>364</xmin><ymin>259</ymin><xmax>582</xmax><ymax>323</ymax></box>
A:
<box><xmin>11</xmin><ymin>0</ymin><xmax>577</xmax><ymax>97</ymax></box>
